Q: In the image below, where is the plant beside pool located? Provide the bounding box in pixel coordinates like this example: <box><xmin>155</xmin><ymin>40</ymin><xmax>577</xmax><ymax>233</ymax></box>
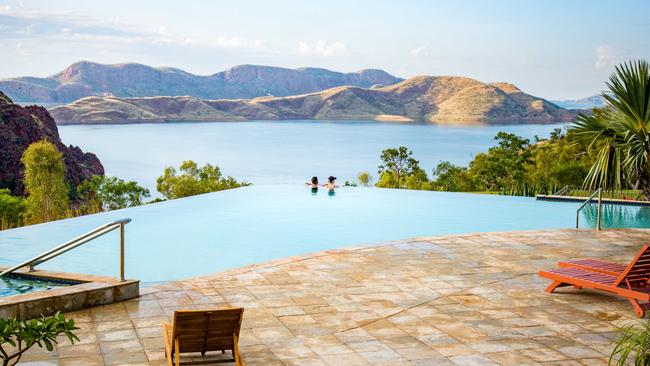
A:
<box><xmin>0</xmin><ymin>312</ymin><xmax>79</xmax><ymax>366</ymax></box>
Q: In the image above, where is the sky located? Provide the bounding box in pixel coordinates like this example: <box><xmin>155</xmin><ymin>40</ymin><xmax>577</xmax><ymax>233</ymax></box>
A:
<box><xmin>0</xmin><ymin>0</ymin><xmax>649</xmax><ymax>99</ymax></box>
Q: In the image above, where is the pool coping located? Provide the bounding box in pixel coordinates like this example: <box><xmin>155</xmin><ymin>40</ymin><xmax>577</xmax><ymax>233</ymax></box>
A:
<box><xmin>0</xmin><ymin>268</ymin><xmax>139</xmax><ymax>319</ymax></box>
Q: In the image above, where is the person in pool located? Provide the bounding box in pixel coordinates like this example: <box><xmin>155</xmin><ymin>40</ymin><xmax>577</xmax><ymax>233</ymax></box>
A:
<box><xmin>305</xmin><ymin>176</ymin><xmax>319</xmax><ymax>194</ymax></box>
<box><xmin>323</xmin><ymin>176</ymin><xmax>338</xmax><ymax>196</ymax></box>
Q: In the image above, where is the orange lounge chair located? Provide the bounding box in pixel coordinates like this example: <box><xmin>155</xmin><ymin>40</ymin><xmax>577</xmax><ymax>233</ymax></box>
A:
<box><xmin>539</xmin><ymin>245</ymin><xmax>650</xmax><ymax>317</ymax></box>
<box><xmin>162</xmin><ymin>308</ymin><xmax>244</xmax><ymax>366</ymax></box>
<box><xmin>558</xmin><ymin>257</ymin><xmax>628</xmax><ymax>276</ymax></box>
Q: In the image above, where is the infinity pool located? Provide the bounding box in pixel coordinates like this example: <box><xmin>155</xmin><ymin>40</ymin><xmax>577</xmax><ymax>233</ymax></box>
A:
<box><xmin>1</xmin><ymin>185</ymin><xmax>649</xmax><ymax>283</ymax></box>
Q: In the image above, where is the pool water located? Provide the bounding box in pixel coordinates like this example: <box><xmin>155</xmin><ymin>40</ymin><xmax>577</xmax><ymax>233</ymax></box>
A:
<box><xmin>0</xmin><ymin>276</ymin><xmax>71</xmax><ymax>297</ymax></box>
<box><xmin>1</xmin><ymin>185</ymin><xmax>649</xmax><ymax>283</ymax></box>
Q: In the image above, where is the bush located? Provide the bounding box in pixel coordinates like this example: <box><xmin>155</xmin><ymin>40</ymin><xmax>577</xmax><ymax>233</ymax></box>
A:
<box><xmin>357</xmin><ymin>172</ymin><xmax>373</xmax><ymax>187</ymax></box>
<box><xmin>156</xmin><ymin>160</ymin><xmax>250</xmax><ymax>200</ymax></box>
<box><xmin>0</xmin><ymin>312</ymin><xmax>79</xmax><ymax>366</ymax></box>
<box><xmin>0</xmin><ymin>189</ymin><xmax>25</xmax><ymax>230</ymax></box>
<box><xmin>609</xmin><ymin>320</ymin><xmax>650</xmax><ymax>366</ymax></box>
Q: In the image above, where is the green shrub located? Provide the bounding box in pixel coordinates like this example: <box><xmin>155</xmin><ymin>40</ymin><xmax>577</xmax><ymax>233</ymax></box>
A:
<box><xmin>0</xmin><ymin>312</ymin><xmax>79</xmax><ymax>366</ymax></box>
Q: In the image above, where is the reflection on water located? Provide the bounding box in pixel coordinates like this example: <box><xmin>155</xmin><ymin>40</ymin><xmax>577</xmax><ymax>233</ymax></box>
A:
<box><xmin>581</xmin><ymin>204</ymin><xmax>650</xmax><ymax>229</ymax></box>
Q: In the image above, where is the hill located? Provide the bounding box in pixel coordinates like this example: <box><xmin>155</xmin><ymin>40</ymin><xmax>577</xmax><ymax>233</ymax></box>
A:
<box><xmin>551</xmin><ymin>95</ymin><xmax>605</xmax><ymax>109</ymax></box>
<box><xmin>49</xmin><ymin>76</ymin><xmax>579</xmax><ymax>124</ymax></box>
<box><xmin>0</xmin><ymin>61</ymin><xmax>403</xmax><ymax>103</ymax></box>
<box><xmin>0</xmin><ymin>91</ymin><xmax>104</xmax><ymax>195</ymax></box>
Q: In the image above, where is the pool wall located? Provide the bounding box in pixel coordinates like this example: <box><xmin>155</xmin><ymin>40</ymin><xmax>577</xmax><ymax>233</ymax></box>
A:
<box><xmin>0</xmin><ymin>269</ymin><xmax>139</xmax><ymax>319</ymax></box>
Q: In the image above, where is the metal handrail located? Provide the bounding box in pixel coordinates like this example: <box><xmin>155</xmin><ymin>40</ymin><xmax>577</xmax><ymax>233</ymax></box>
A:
<box><xmin>554</xmin><ymin>185</ymin><xmax>570</xmax><ymax>196</ymax></box>
<box><xmin>576</xmin><ymin>189</ymin><xmax>602</xmax><ymax>229</ymax></box>
<box><xmin>0</xmin><ymin>218</ymin><xmax>131</xmax><ymax>281</ymax></box>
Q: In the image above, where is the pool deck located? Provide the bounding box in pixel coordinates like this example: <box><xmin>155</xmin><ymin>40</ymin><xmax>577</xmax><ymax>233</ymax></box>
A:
<box><xmin>16</xmin><ymin>228</ymin><xmax>650</xmax><ymax>365</ymax></box>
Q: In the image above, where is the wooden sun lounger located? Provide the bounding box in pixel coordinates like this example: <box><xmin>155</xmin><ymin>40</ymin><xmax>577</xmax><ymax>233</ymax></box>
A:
<box><xmin>539</xmin><ymin>245</ymin><xmax>650</xmax><ymax>317</ymax></box>
<box><xmin>558</xmin><ymin>258</ymin><xmax>627</xmax><ymax>276</ymax></box>
<box><xmin>162</xmin><ymin>308</ymin><xmax>244</xmax><ymax>366</ymax></box>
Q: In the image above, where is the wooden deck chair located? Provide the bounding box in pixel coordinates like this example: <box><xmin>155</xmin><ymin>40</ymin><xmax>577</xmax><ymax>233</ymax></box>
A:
<box><xmin>539</xmin><ymin>245</ymin><xmax>650</xmax><ymax>317</ymax></box>
<box><xmin>162</xmin><ymin>308</ymin><xmax>244</xmax><ymax>366</ymax></box>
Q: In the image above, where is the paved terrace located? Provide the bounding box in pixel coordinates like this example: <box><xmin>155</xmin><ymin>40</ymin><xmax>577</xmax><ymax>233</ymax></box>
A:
<box><xmin>18</xmin><ymin>229</ymin><xmax>650</xmax><ymax>365</ymax></box>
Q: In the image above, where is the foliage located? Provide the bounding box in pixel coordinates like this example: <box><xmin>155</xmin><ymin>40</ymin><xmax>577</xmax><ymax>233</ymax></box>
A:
<box><xmin>377</xmin><ymin>147</ymin><xmax>424</xmax><ymax>189</ymax></box>
<box><xmin>570</xmin><ymin>60</ymin><xmax>650</xmax><ymax>198</ymax></box>
<box><xmin>372</xmin><ymin>128</ymin><xmax>601</xmax><ymax>197</ymax></box>
<box><xmin>431</xmin><ymin>162</ymin><xmax>476</xmax><ymax>192</ymax></box>
<box><xmin>609</xmin><ymin>320</ymin><xmax>650</xmax><ymax>366</ymax></box>
<box><xmin>156</xmin><ymin>160</ymin><xmax>251</xmax><ymax>200</ymax></box>
<box><xmin>468</xmin><ymin>132</ymin><xmax>531</xmax><ymax>194</ymax></box>
<box><xmin>343</xmin><ymin>181</ymin><xmax>357</xmax><ymax>187</ymax></box>
<box><xmin>0</xmin><ymin>312</ymin><xmax>79</xmax><ymax>366</ymax></box>
<box><xmin>20</xmin><ymin>140</ymin><xmax>70</xmax><ymax>224</ymax></box>
<box><xmin>357</xmin><ymin>171</ymin><xmax>373</xmax><ymax>187</ymax></box>
<box><xmin>0</xmin><ymin>189</ymin><xmax>26</xmax><ymax>230</ymax></box>
<box><xmin>78</xmin><ymin>175</ymin><xmax>150</xmax><ymax>212</ymax></box>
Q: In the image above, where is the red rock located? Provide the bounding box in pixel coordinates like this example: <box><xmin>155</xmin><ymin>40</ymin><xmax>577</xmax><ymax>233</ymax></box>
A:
<box><xmin>0</xmin><ymin>91</ymin><xmax>104</xmax><ymax>195</ymax></box>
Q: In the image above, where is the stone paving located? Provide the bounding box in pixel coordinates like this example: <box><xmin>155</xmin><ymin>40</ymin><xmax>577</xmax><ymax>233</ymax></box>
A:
<box><xmin>17</xmin><ymin>228</ymin><xmax>650</xmax><ymax>365</ymax></box>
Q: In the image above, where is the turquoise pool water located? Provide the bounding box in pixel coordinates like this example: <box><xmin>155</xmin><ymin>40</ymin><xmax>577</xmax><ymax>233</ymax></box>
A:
<box><xmin>1</xmin><ymin>185</ymin><xmax>649</xmax><ymax>283</ymax></box>
<box><xmin>0</xmin><ymin>276</ymin><xmax>71</xmax><ymax>297</ymax></box>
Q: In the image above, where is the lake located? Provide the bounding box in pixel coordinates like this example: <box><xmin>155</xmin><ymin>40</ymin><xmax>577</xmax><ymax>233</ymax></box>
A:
<box><xmin>58</xmin><ymin>120</ymin><xmax>567</xmax><ymax>196</ymax></box>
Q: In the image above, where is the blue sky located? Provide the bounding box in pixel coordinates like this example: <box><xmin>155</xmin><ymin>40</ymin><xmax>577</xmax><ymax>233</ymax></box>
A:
<box><xmin>0</xmin><ymin>0</ymin><xmax>649</xmax><ymax>99</ymax></box>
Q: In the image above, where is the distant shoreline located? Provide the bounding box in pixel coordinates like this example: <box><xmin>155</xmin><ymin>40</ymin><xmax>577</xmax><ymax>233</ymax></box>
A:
<box><xmin>54</xmin><ymin>118</ymin><xmax>572</xmax><ymax>127</ymax></box>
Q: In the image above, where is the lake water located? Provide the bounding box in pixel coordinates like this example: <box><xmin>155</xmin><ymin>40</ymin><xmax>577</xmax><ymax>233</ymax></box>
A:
<box><xmin>59</xmin><ymin>120</ymin><xmax>567</xmax><ymax>196</ymax></box>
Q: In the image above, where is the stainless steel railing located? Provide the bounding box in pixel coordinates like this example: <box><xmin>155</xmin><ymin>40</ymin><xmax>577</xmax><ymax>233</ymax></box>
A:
<box><xmin>576</xmin><ymin>189</ymin><xmax>602</xmax><ymax>230</ymax></box>
<box><xmin>0</xmin><ymin>218</ymin><xmax>131</xmax><ymax>281</ymax></box>
<box><xmin>554</xmin><ymin>185</ymin><xmax>570</xmax><ymax>196</ymax></box>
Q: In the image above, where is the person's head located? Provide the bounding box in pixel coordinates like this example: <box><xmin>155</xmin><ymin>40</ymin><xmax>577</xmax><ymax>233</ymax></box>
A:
<box><xmin>328</xmin><ymin>176</ymin><xmax>336</xmax><ymax>183</ymax></box>
<box><xmin>311</xmin><ymin>176</ymin><xmax>318</xmax><ymax>185</ymax></box>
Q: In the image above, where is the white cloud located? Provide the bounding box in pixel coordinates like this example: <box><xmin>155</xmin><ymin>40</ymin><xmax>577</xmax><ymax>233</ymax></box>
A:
<box><xmin>595</xmin><ymin>45</ymin><xmax>618</xmax><ymax>70</ymax></box>
<box><xmin>410</xmin><ymin>46</ymin><xmax>426</xmax><ymax>57</ymax></box>
<box><xmin>213</xmin><ymin>36</ymin><xmax>265</xmax><ymax>50</ymax></box>
<box><xmin>296</xmin><ymin>40</ymin><xmax>346</xmax><ymax>56</ymax></box>
<box><xmin>156</xmin><ymin>25</ymin><xmax>167</xmax><ymax>35</ymax></box>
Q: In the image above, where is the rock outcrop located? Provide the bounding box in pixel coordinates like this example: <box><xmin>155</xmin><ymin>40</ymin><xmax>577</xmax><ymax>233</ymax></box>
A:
<box><xmin>0</xmin><ymin>91</ymin><xmax>104</xmax><ymax>195</ymax></box>
<box><xmin>51</xmin><ymin>76</ymin><xmax>580</xmax><ymax>124</ymax></box>
<box><xmin>0</xmin><ymin>61</ymin><xmax>403</xmax><ymax>103</ymax></box>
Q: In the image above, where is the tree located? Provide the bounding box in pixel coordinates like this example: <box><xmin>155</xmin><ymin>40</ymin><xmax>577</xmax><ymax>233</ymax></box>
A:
<box><xmin>20</xmin><ymin>140</ymin><xmax>69</xmax><ymax>224</ymax></box>
<box><xmin>377</xmin><ymin>147</ymin><xmax>422</xmax><ymax>189</ymax></box>
<box><xmin>156</xmin><ymin>160</ymin><xmax>250</xmax><ymax>200</ymax></box>
<box><xmin>469</xmin><ymin>132</ymin><xmax>531</xmax><ymax>193</ymax></box>
<box><xmin>0</xmin><ymin>312</ymin><xmax>79</xmax><ymax>366</ymax></box>
<box><xmin>357</xmin><ymin>172</ymin><xmax>373</xmax><ymax>187</ymax></box>
<box><xmin>0</xmin><ymin>189</ymin><xmax>25</xmax><ymax>230</ymax></box>
<box><xmin>525</xmin><ymin>131</ymin><xmax>592</xmax><ymax>194</ymax></box>
<box><xmin>78</xmin><ymin>175</ymin><xmax>150</xmax><ymax>212</ymax></box>
<box><xmin>570</xmin><ymin>60</ymin><xmax>650</xmax><ymax>198</ymax></box>
<box><xmin>431</xmin><ymin>161</ymin><xmax>476</xmax><ymax>192</ymax></box>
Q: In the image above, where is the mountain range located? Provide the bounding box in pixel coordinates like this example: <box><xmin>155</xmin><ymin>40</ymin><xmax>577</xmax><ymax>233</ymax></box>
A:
<box><xmin>551</xmin><ymin>95</ymin><xmax>605</xmax><ymax>109</ymax></box>
<box><xmin>0</xmin><ymin>61</ymin><xmax>403</xmax><ymax>103</ymax></box>
<box><xmin>50</xmin><ymin>75</ymin><xmax>580</xmax><ymax>124</ymax></box>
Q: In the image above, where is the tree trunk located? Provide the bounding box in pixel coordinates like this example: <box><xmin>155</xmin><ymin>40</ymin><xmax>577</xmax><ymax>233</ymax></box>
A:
<box><xmin>639</xmin><ymin>167</ymin><xmax>650</xmax><ymax>200</ymax></box>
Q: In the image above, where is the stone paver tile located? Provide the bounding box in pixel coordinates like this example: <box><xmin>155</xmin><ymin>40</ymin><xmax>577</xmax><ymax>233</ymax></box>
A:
<box><xmin>520</xmin><ymin>347</ymin><xmax>568</xmax><ymax>362</ymax></box>
<box><xmin>450</xmin><ymin>353</ymin><xmax>500</xmax><ymax>365</ymax></box>
<box><xmin>485</xmin><ymin>351</ymin><xmax>541</xmax><ymax>366</ymax></box>
<box><xmin>59</xmin><ymin>354</ymin><xmax>104</xmax><ymax>366</ymax></box>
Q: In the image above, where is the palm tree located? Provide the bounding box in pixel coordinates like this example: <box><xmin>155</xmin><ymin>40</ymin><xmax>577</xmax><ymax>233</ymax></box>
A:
<box><xmin>570</xmin><ymin>60</ymin><xmax>650</xmax><ymax>198</ymax></box>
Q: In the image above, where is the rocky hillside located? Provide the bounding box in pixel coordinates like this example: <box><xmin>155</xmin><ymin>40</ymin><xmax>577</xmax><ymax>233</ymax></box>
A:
<box><xmin>0</xmin><ymin>61</ymin><xmax>403</xmax><ymax>103</ymax></box>
<box><xmin>51</xmin><ymin>76</ymin><xmax>580</xmax><ymax>124</ymax></box>
<box><xmin>0</xmin><ymin>91</ymin><xmax>104</xmax><ymax>195</ymax></box>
